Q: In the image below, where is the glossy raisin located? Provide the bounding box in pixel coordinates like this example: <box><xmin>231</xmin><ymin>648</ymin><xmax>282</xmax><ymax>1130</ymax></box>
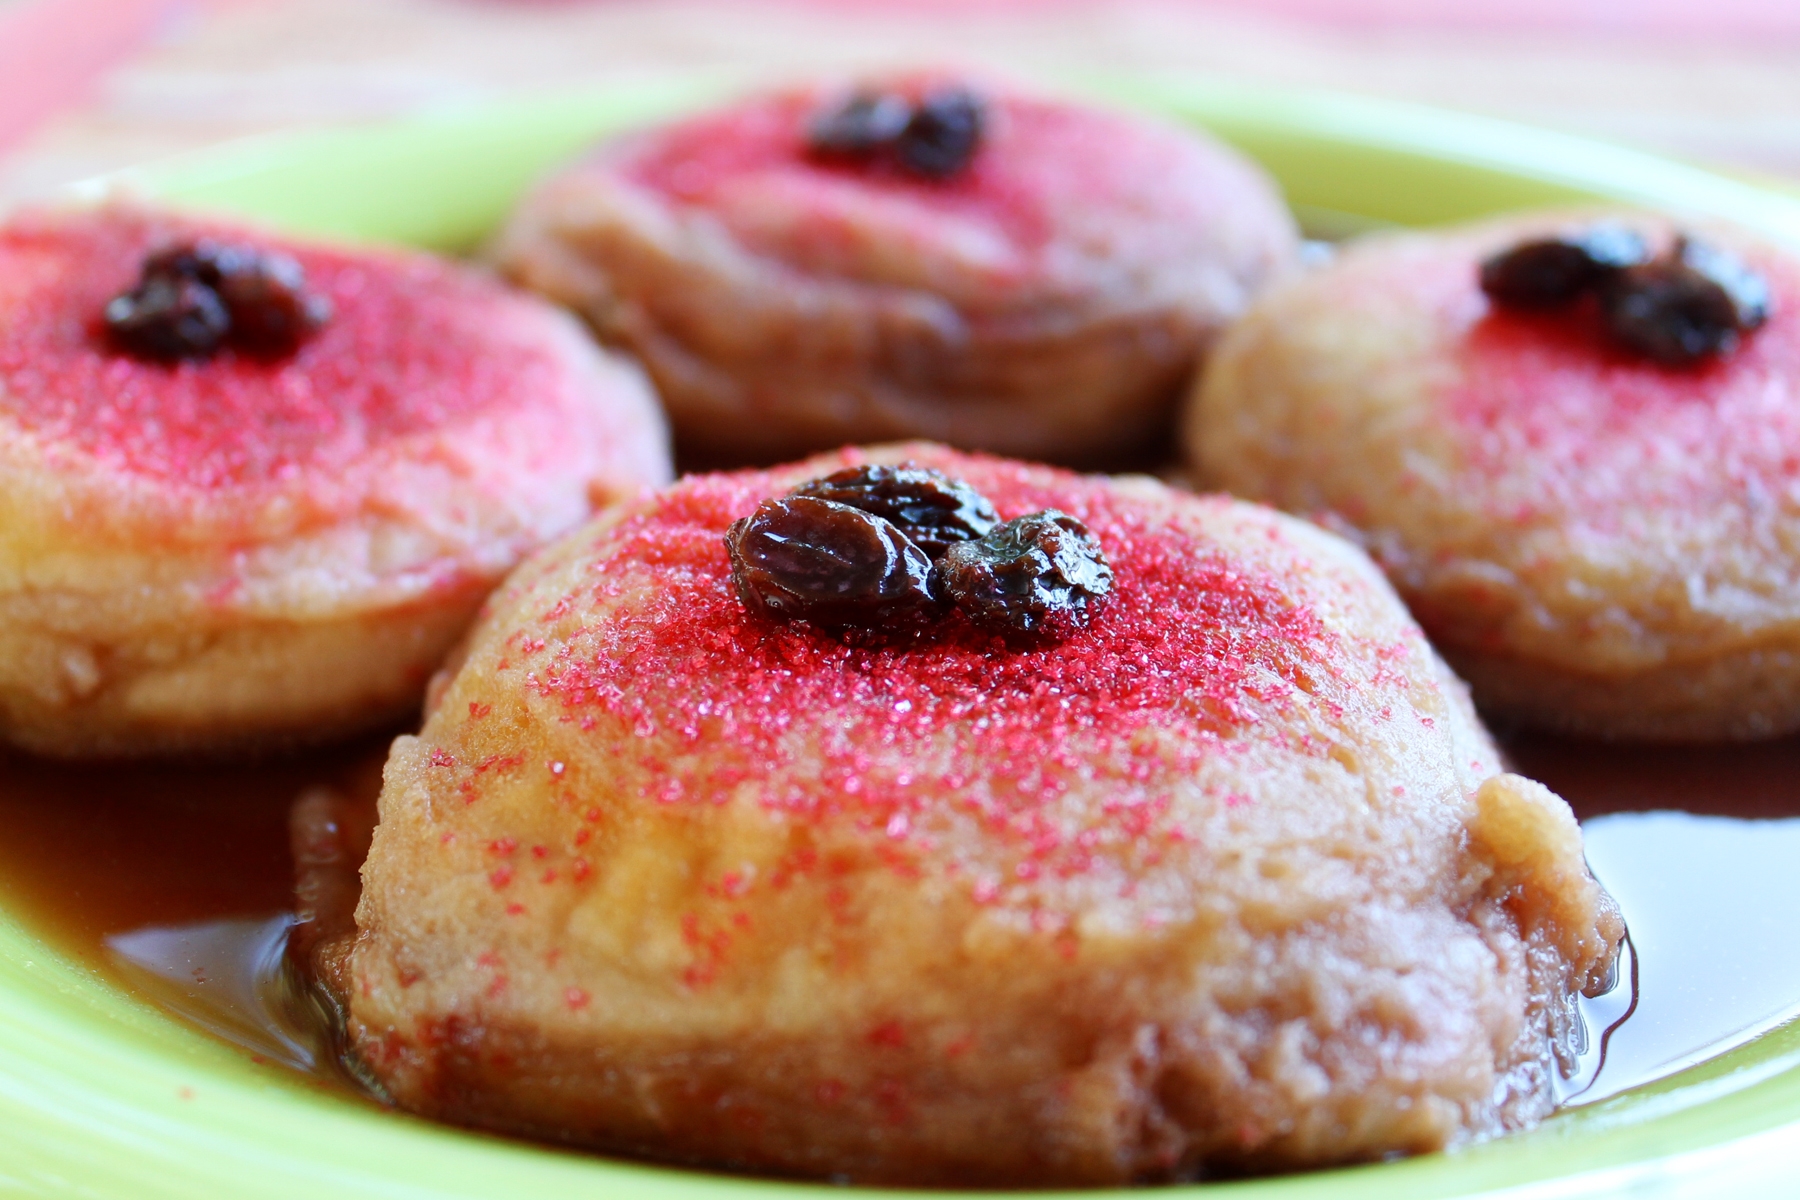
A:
<box><xmin>1479</xmin><ymin>224</ymin><xmax>1649</xmax><ymax>309</ymax></box>
<box><xmin>939</xmin><ymin>509</ymin><xmax>1112</xmax><ymax>639</ymax></box>
<box><xmin>807</xmin><ymin>92</ymin><xmax>911</xmax><ymax>157</ymax></box>
<box><xmin>792</xmin><ymin>464</ymin><xmax>999</xmax><ymax>560</ymax></box>
<box><xmin>104</xmin><ymin>240</ymin><xmax>330</xmax><ymax>363</ymax></box>
<box><xmin>207</xmin><ymin>245</ymin><xmax>333</xmax><ymax>356</ymax></box>
<box><xmin>103</xmin><ymin>273</ymin><xmax>230</xmax><ymax>361</ymax></box>
<box><xmin>726</xmin><ymin>495</ymin><xmax>940</xmax><ymax>634</ymax></box>
<box><xmin>1599</xmin><ymin>237</ymin><xmax>1772</xmax><ymax>365</ymax></box>
<box><xmin>894</xmin><ymin>88</ymin><xmax>985</xmax><ymax>179</ymax></box>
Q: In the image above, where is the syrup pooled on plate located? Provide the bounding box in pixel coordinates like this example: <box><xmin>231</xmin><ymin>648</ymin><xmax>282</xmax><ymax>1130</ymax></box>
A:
<box><xmin>0</xmin><ymin>730</ymin><xmax>1795</xmax><ymax>1119</ymax></box>
<box><xmin>0</xmin><ymin>739</ymin><xmax>390</xmax><ymax>1090</ymax></box>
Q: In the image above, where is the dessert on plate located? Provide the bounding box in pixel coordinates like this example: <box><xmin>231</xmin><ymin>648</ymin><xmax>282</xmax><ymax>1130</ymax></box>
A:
<box><xmin>1185</xmin><ymin>210</ymin><xmax>1800</xmax><ymax>740</ymax></box>
<box><xmin>299</xmin><ymin>443</ymin><xmax>1623</xmax><ymax>1185</ymax></box>
<box><xmin>492</xmin><ymin>74</ymin><xmax>1298</xmax><ymax>467</ymax></box>
<box><xmin>0</xmin><ymin>203</ymin><xmax>669</xmax><ymax>757</ymax></box>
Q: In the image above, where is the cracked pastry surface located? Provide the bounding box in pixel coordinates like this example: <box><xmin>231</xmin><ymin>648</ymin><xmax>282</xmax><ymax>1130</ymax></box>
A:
<box><xmin>314</xmin><ymin>443</ymin><xmax>1622</xmax><ymax>1185</ymax></box>
<box><xmin>492</xmin><ymin>76</ymin><xmax>1298</xmax><ymax>467</ymax></box>
<box><xmin>1185</xmin><ymin>211</ymin><xmax>1800</xmax><ymax>741</ymax></box>
<box><xmin>0</xmin><ymin>204</ymin><xmax>669</xmax><ymax>756</ymax></box>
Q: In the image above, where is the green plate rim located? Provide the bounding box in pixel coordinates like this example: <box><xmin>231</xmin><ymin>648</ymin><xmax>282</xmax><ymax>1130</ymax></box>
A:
<box><xmin>5</xmin><ymin>70</ymin><xmax>1800</xmax><ymax>1200</ymax></box>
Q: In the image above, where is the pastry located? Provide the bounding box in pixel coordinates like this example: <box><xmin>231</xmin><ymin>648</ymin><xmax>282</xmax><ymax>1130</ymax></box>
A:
<box><xmin>306</xmin><ymin>443</ymin><xmax>1622</xmax><ymax>1183</ymax></box>
<box><xmin>0</xmin><ymin>203</ymin><xmax>669</xmax><ymax>756</ymax></box>
<box><xmin>492</xmin><ymin>74</ymin><xmax>1298</xmax><ymax>467</ymax></box>
<box><xmin>1185</xmin><ymin>210</ymin><xmax>1800</xmax><ymax>740</ymax></box>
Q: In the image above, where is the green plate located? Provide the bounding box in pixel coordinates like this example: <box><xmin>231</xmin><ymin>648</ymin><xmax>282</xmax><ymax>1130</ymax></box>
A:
<box><xmin>10</xmin><ymin>74</ymin><xmax>1800</xmax><ymax>1200</ymax></box>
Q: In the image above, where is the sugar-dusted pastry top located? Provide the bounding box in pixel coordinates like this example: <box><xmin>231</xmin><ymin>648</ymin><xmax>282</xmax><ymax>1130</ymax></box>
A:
<box><xmin>617</xmin><ymin>81</ymin><xmax>1256</xmax><ymax>293</ymax></box>
<box><xmin>501</xmin><ymin>452</ymin><xmax>1409</xmax><ymax>840</ymax></box>
<box><xmin>0</xmin><ymin>205</ymin><xmax>588</xmax><ymax>491</ymax></box>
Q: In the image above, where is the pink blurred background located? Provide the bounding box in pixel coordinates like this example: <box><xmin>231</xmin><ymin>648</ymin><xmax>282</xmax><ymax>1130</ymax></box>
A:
<box><xmin>3</xmin><ymin>0</ymin><xmax>1800</xmax><ymax>202</ymax></box>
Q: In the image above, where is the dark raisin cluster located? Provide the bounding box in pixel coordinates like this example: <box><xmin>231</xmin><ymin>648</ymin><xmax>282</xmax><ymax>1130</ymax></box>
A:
<box><xmin>725</xmin><ymin>464</ymin><xmax>1112</xmax><ymax>641</ymax></box>
<box><xmin>104</xmin><ymin>240</ymin><xmax>332</xmax><ymax>363</ymax></box>
<box><xmin>1478</xmin><ymin>225</ymin><xmax>1772</xmax><ymax>366</ymax></box>
<box><xmin>806</xmin><ymin>87</ymin><xmax>986</xmax><ymax>180</ymax></box>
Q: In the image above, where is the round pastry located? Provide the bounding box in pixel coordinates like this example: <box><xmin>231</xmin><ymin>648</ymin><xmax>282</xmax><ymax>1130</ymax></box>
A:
<box><xmin>0</xmin><ymin>203</ymin><xmax>669</xmax><ymax>757</ymax></box>
<box><xmin>491</xmin><ymin>74</ymin><xmax>1299</xmax><ymax>467</ymax></box>
<box><xmin>1185</xmin><ymin>210</ymin><xmax>1800</xmax><ymax>740</ymax></box>
<box><xmin>322</xmin><ymin>443</ymin><xmax>1622</xmax><ymax>1184</ymax></box>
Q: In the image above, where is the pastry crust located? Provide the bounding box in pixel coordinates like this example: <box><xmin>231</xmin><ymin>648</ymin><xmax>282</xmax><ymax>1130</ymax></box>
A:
<box><xmin>324</xmin><ymin>443</ymin><xmax>1621</xmax><ymax>1184</ymax></box>
<box><xmin>0</xmin><ymin>204</ymin><xmax>670</xmax><ymax>756</ymax></box>
<box><xmin>1185</xmin><ymin>211</ymin><xmax>1800</xmax><ymax>740</ymax></box>
<box><xmin>492</xmin><ymin>76</ymin><xmax>1298</xmax><ymax>467</ymax></box>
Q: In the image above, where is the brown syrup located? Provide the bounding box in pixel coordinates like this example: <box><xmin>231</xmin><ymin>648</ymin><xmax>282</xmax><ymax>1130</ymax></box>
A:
<box><xmin>0</xmin><ymin>728</ymin><xmax>1795</xmax><ymax>1111</ymax></box>
<box><xmin>0</xmin><ymin>736</ymin><xmax>392</xmax><ymax>1091</ymax></box>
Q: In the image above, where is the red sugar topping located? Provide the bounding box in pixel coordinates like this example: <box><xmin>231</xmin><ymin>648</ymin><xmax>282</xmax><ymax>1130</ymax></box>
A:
<box><xmin>615</xmin><ymin>83</ymin><xmax>1214</xmax><ymax>285</ymax></box>
<box><xmin>1444</xmin><ymin>245</ymin><xmax>1800</xmax><ymax>521</ymax></box>
<box><xmin>0</xmin><ymin>207</ymin><xmax>564</xmax><ymax>489</ymax></box>
<box><xmin>508</xmin><ymin>452</ymin><xmax>1389</xmax><ymax>882</ymax></box>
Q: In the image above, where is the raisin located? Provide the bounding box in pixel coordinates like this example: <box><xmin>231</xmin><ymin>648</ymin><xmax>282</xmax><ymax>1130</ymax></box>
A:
<box><xmin>894</xmin><ymin>88</ymin><xmax>985</xmax><ymax>179</ymax></box>
<box><xmin>1479</xmin><ymin>224</ymin><xmax>1649</xmax><ymax>309</ymax></box>
<box><xmin>1600</xmin><ymin>237</ymin><xmax>1772</xmax><ymax>365</ymax></box>
<box><xmin>792</xmin><ymin>464</ymin><xmax>999</xmax><ymax>559</ymax></box>
<box><xmin>207</xmin><ymin>245</ymin><xmax>333</xmax><ymax>356</ymax></box>
<box><xmin>726</xmin><ymin>495</ymin><xmax>940</xmax><ymax>633</ymax></box>
<box><xmin>103</xmin><ymin>273</ymin><xmax>230</xmax><ymax>361</ymax></box>
<box><xmin>807</xmin><ymin>92</ymin><xmax>911</xmax><ymax>157</ymax></box>
<box><xmin>939</xmin><ymin>510</ymin><xmax>1112</xmax><ymax>639</ymax></box>
<box><xmin>103</xmin><ymin>239</ymin><xmax>330</xmax><ymax>363</ymax></box>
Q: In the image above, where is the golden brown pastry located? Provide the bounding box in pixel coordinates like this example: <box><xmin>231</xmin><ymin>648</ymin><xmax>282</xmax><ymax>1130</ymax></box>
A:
<box><xmin>492</xmin><ymin>74</ymin><xmax>1298</xmax><ymax>467</ymax></box>
<box><xmin>1185</xmin><ymin>211</ymin><xmax>1800</xmax><ymax>740</ymax></box>
<box><xmin>0</xmin><ymin>204</ymin><xmax>669</xmax><ymax>756</ymax></box>
<box><xmin>314</xmin><ymin>443</ymin><xmax>1622</xmax><ymax>1184</ymax></box>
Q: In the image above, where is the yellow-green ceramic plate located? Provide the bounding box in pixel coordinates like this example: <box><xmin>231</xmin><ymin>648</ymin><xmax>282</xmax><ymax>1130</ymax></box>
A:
<box><xmin>9</xmin><ymin>73</ymin><xmax>1800</xmax><ymax>1200</ymax></box>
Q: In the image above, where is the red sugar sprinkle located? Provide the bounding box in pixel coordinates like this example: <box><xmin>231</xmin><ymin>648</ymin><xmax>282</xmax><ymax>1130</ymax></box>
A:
<box><xmin>510</xmin><ymin>454</ymin><xmax>1357</xmax><ymax>884</ymax></box>
<box><xmin>867</xmin><ymin>1019</ymin><xmax>907</xmax><ymax>1048</ymax></box>
<box><xmin>429</xmin><ymin>748</ymin><xmax>456</xmax><ymax>768</ymax></box>
<box><xmin>530</xmin><ymin>844</ymin><xmax>548</xmax><ymax>859</ymax></box>
<box><xmin>473</xmin><ymin>753</ymin><xmax>522</xmax><ymax>776</ymax></box>
<box><xmin>0</xmin><ymin>207</ymin><xmax>566</xmax><ymax>490</ymax></box>
<box><xmin>487</xmin><ymin>837</ymin><xmax>517</xmax><ymax>856</ymax></box>
<box><xmin>469</xmin><ymin>701</ymin><xmax>492</xmax><ymax>720</ymax></box>
<box><xmin>488</xmin><ymin>865</ymin><xmax>514</xmax><ymax>889</ymax></box>
<box><xmin>505</xmin><ymin>902</ymin><xmax>527</xmax><ymax>916</ymax></box>
<box><xmin>565</xmin><ymin>987</ymin><xmax>590</xmax><ymax>1011</ymax></box>
<box><xmin>613</xmin><ymin>81</ymin><xmax>1241</xmax><ymax>300</ymax></box>
<box><xmin>1442</xmin><ymin>248</ymin><xmax>1800</xmax><ymax>522</ymax></box>
<box><xmin>571</xmin><ymin>858</ymin><xmax>592</xmax><ymax>882</ymax></box>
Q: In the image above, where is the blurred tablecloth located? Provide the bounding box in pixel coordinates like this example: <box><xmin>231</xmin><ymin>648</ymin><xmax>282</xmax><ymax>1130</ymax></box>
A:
<box><xmin>3</xmin><ymin>0</ymin><xmax>1800</xmax><ymax>202</ymax></box>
